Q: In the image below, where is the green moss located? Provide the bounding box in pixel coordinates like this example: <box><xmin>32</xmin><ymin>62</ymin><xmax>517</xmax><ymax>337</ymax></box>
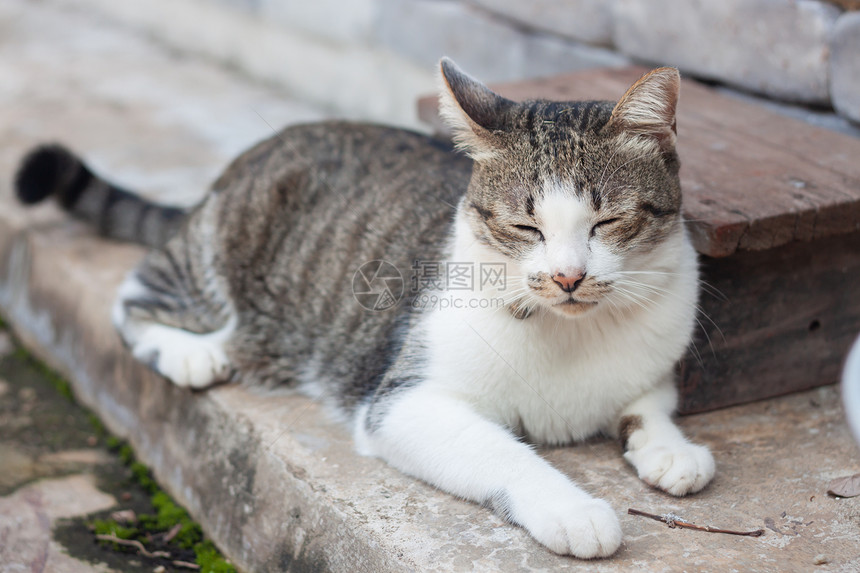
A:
<box><xmin>117</xmin><ymin>444</ymin><xmax>135</xmax><ymax>465</ymax></box>
<box><xmin>138</xmin><ymin>490</ymin><xmax>202</xmax><ymax>549</ymax></box>
<box><xmin>129</xmin><ymin>461</ymin><xmax>157</xmax><ymax>492</ymax></box>
<box><xmin>105</xmin><ymin>435</ymin><xmax>123</xmax><ymax>450</ymax></box>
<box><xmin>194</xmin><ymin>540</ymin><xmax>237</xmax><ymax>573</ymax></box>
<box><xmin>91</xmin><ymin>518</ymin><xmax>139</xmax><ymax>541</ymax></box>
<box><xmin>109</xmin><ymin>439</ymin><xmax>231</xmax><ymax>565</ymax></box>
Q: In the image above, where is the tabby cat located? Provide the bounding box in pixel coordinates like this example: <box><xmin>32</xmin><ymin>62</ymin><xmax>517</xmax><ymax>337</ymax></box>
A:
<box><xmin>15</xmin><ymin>59</ymin><xmax>714</xmax><ymax>558</ymax></box>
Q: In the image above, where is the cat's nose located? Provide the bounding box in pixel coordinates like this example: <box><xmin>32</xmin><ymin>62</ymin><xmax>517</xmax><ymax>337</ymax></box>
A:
<box><xmin>552</xmin><ymin>269</ymin><xmax>586</xmax><ymax>293</ymax></box>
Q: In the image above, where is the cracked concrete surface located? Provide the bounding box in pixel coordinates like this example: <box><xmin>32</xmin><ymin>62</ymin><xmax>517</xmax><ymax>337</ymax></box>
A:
<box><xmin>0</xmin><ymin>0</ymin><xmax>859</xmax><ymax>571</ymax></box>
<box><xmin>0</xmin><ymin>475</ymin><xmax>118</xmax><ymax>573</ymax></box>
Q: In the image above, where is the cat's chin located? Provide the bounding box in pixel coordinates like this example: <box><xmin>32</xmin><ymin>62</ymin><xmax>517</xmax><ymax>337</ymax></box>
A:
<box><xmin>548</xmin><ymin>299</ymin><xmax>598</xmax><ymax>318</ymax></box>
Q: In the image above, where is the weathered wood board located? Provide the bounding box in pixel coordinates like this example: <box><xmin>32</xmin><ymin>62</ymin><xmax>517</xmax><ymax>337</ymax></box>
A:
<box><xmin>683</xmin><ymin>232</ymin><xmax>860</xmax><ymax>413</ymax></box>
<box><xmin>417</xmin><ymin>67</ymin><xmax>860</xmax><ymax>413</ymax></box>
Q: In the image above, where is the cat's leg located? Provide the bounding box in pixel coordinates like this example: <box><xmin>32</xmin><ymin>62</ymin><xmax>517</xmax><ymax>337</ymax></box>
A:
<box><xmin>615</xmin><ymin>380</ymin><xmax>714</xmax><ymax>496</ymax></box>
<box><xmin>112</xmin><ymin>247</ymin><xmax>235</xmax><ymax>389</ymax></box>
<box><xmin>356</xmin><ymin>385</ymin><xmax>622</xmax><ymax>558</ymax></box>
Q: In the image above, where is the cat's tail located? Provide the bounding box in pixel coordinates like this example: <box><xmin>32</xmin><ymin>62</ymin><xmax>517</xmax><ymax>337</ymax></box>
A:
<box><xmin>14</xmin><ymin>144</ymin><xmax>188</xmax><ymax>248</ymax></box>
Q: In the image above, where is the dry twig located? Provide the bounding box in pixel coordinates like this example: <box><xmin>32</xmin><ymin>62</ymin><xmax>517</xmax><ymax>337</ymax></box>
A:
<box><xmin>95</xmin><ymin>533</ymin><xmax>171</xmax><ymax>558</ymax></box>
<box><xmin>172</xmin><ymin>560</ymin><xmax>201</xmax><ymax>569</ymax></box>
<box><xmin>628</xmin><ymin>508</ymin><xmax>765</xmax><ymax>537</ymax></box>
<box><xmin>162</xmin><ymin>522</ymin><xmax>183</xmax><ymax>543</ymax></box>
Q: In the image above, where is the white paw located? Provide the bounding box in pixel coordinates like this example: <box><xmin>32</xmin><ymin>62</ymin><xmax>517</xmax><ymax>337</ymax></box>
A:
<box><xmin>152</xmin><ymin>344</ymin><xmax>230</xmax><ymax>388</ymax></box>
<box><xmin>515</xmin><ymin>495</ymin><xmax>622</xmax><ymax>558</ymax></box>
<box><xmin>625</xmin><ymin>441</ymin><xmax>714</xmax><ymax>496</ymax></box>
<box><xmin>131</xmin><ymin>324</ymin><xmax>232</xmax><ymax>389</ymax></box>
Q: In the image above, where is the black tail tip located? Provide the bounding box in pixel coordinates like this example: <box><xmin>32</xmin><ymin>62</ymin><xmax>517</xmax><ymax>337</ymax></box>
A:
<box><xmin>14</xmin><ymin>144</ymin><xmax>81</xmax><ymax>205</ymax></box>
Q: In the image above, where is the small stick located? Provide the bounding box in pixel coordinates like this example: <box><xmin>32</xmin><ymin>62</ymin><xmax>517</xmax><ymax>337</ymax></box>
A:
<box><xmin>173</xmin><ymin>560</ymin><xmax>201</xmax><ymax>570</ymax></box>
<box><xmin>95</xmin><ymin>533</ymin><xmax>172</xmax><ymax>558</ymax></box>
<box><xmin>162</xmin><ymin>522</ymin><xmax>183</xmax><ymax>543</ymax></box>
<box><xmin>628</xmin><ymin>508</ymin><xmax>765</xmax><ymax>537</ymax></box>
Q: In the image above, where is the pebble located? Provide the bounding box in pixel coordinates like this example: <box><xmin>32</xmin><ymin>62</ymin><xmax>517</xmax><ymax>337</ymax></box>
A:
<box><xmin>814</xmin><ymin>554</ymin><xmax>829</xmax><ymax>565</ymax></box>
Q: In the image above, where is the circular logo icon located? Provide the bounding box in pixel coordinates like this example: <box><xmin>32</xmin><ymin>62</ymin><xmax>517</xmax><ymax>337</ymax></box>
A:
<box><xmin>352</xmin><ymin>260</ymin><xmax>404</xmax><ymax>311</ymax></box>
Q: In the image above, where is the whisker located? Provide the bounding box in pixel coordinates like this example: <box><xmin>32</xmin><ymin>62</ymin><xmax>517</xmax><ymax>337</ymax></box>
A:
<box><xmin>610</xmin><ymin>281</ymin><xmax>710</xmax><ymax>367</ymax></box>
<box><xmin>601</xmin><ymin>294</ymin><xmax>625</xmax><ymax>322</ymax></box>
<box><xmin>613</xmin><ymin>278</ymin><xmax>726</xmax><ymax>348</ymax></box>
<box><xmin>594</xmin><ymin>145</ymin><xmax>625</xmax><ymax>201</ymax></box>
<box><xmin>686</xmin><ymin>336</ymin><xmax>706</xmax><ymax>370</ymax></box>
<box><xmin>613</xmin><ymin>270</ymin><xmax>728</xmax><ymax>302</ymax></box>
<box><xmin>610</xmin><ymin>286</ymin><xmax>652</xmax><ymax>312</ymax></box>
<box><xmin>612</xmin><ymin>283</ymin><xmax>658</xmax><ymax>305</ymax></box>
<box><xmin>692</xmin><ymin>305</ymin><xmax>726</xmax><ymax>345</ymax></box>
<box><xmin>693</xmin><ymin>315</ymin><xmax>717</xmax><ymax>359</ymax></box>
<box><xmin>698</xmin><ymin>280</ymin><xmax>729</xmax><ymax>302</ymax></box>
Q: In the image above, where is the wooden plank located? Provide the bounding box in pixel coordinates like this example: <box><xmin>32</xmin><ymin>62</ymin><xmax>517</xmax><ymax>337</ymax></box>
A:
<box><xmin>677</xmin><ymin>231</ymin><xmax>860</xmax><ymax>413</ymax></box>
<box><xmin>417</xmin><ymin>67</ymin><xmax>860</xmax><ymax>258</ymax></box>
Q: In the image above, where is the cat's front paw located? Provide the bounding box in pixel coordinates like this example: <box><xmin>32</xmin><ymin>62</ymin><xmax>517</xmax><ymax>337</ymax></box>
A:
<box><xmin>624</xmin><ymin>441</ymin><xmax>714</xmax><ymax>496</ymax></box>
<box><xmin>150</xmin><ymin>344</ymin><xmax>231</xmax><ymax>388</ymax></box>
<box><xmin>516</xmin><ymin>496</ymin><xmax>622</xmax><ymax>558</ymax></box>
<box><xmin>131</xmin><ymin>325</ymin><xmax>232</xmax><ymax>389</ymax></box>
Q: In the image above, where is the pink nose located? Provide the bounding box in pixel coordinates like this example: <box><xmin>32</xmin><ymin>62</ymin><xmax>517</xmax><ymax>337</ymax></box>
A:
<box><xmin>552</xmin><ymin>269</ymin><xmax>585</xmax><ymax>293</ymax></box>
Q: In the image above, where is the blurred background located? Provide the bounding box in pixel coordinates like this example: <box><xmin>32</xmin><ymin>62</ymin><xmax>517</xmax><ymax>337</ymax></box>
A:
<box><xmin>45</xmin><ymin>0</ymin><xmax>860</xmax><ymax>127</ymax></box>
<box><xmin>5</xmin><ymin>1</ymin><xmax>859</xmax><ymax>126</ymax></box>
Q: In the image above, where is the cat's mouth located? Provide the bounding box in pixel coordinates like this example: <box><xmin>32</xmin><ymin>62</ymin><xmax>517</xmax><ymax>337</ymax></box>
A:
<box><xmin>556</xmin><ymin>298</ymin><xmax>597</xmax><ymax>307</ymax></box>
<box><xmin>523</xmin><ymin>275</ymin><xmax>602</xmax><ymax>316</ymax></box>
<box><xmin>552</xmin><ymin>297</ymin><xmax>598</xmax><ymax>316</ymax></box>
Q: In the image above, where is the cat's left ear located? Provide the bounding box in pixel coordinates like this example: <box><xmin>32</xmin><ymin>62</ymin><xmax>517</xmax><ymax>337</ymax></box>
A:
<box><xmin>606</xmin><ymin>67</ymin><xmax>680</xmax><ymax>152</ymax></box>
<box><xmin>438</xmin><ymin>58</ymin><xmax>515</xmax><ymax>160</ymax></box>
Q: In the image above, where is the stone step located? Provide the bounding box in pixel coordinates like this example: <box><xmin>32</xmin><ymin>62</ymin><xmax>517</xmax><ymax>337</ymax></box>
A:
<box><xmin>2</xmin><ymin>1</ymin><xmax>860</xmax><ymax>572</ymax></box>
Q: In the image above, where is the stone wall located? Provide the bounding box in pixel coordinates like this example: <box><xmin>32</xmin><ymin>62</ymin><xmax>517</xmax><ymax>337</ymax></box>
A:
<box><xmin>62</xmin><ymin>0</ymin><xmax>860</xmax><ymax>126</ymax></box>
<box><xmin>441</xmin><ymin>0</ymin><xmax>859</xmax><ymax>121</ymax></box>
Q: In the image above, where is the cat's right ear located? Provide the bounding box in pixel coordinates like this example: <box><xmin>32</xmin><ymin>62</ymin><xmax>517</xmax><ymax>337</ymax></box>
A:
<box><xmin>605</xmin><ymin>67</ymin><xmax>680</xmax><ymax>153</ymax></box>
<box><xmin>438</xmin><ymin>58</ymin><xmax>514</xmax><ymax>161</ymax></box>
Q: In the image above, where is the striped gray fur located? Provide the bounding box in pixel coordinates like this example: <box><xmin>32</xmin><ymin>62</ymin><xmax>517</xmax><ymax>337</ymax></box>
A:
<box><xmin>195</xmin><ymin>123</ymin><xmax>469</xmax><ymax>408</ymax></box>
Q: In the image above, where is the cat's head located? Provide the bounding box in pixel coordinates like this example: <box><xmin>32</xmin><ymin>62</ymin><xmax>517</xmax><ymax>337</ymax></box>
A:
<box><xmin>439</xmin><ymin>58</ymin><xmax>686</xmax><ymax>319</ymax></box>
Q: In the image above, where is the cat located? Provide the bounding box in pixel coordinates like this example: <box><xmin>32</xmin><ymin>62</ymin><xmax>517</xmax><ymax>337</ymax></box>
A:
<box><xmin>15</xmin><ymin>58</ymin><xmax>714</xmax><ymax>559</ymax></box>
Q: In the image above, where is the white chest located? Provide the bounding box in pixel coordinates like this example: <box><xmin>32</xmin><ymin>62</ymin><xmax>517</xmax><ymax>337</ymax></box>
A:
<box><xmin>422</xmin><ymin>298</ymin><xmax>693</xmax><ymax>444</ymax></box>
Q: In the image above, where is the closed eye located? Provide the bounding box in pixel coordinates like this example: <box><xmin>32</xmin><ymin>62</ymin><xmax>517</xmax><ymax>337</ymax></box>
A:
<box><xmin>513</xmin><ymin>224</ymin><xmax>544</xmax><ymax>241</ymax></box>
<box><xmin>590</xmin><ymin>217</ymin><xmax>621</xmax><ymax>238</ymax></box>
